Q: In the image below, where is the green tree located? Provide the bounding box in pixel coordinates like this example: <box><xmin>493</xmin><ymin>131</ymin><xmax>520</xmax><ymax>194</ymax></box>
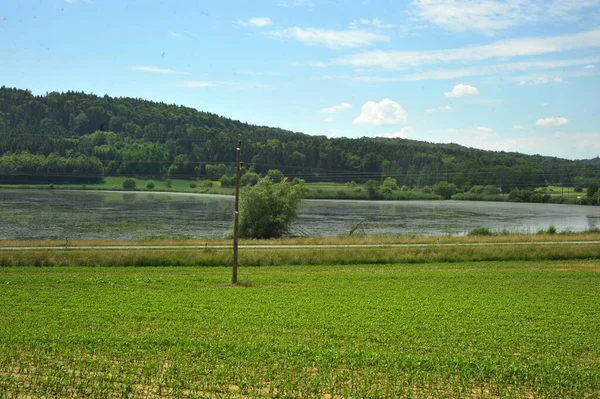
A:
<box><xmin>238</xmin><ymin>178</ymin><xmax>307</xmax><ymax>239</ymax></box>
<box><xmin>587</xmin><ymin>178</ymin><xmax>600</xmax><ymax>198</ymax></box>
<box><xmin>240</xmin><ymin>171</ymin><xmax>259</xmax><ymax>187</ymax></box>
<box><xmin>266</xmin><ymin>169</ymin><xmax>284</xmax><ymax>183</ymax></box>
<box><xmin>122</xmin><ymin>178</ymin><xmax>136</xmax><ymax>190</ymax></box>
<box><xmin>433</xmin><ymin>181</ymin><xmax>457</xmax><ymax>199</ymax></box>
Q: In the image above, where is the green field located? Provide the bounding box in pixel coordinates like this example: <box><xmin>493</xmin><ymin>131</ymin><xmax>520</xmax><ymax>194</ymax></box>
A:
<box><xmin>1</xmin><ymin>260</ymin><xmax>599</xmax><ymax>398</ymax></box>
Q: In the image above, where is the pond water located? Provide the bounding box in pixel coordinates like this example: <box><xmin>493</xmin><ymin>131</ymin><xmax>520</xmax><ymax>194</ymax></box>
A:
<box><xmin>1</xmin><ymin>189</ymin><xmax>599</xmax><ymax>240</ymax></box>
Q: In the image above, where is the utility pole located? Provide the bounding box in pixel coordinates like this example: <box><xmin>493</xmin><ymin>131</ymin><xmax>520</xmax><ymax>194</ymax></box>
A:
<box><xmin>232</xmin><ymin>144</ymin><xmax>241</xmax><ymax>284</ymax></box>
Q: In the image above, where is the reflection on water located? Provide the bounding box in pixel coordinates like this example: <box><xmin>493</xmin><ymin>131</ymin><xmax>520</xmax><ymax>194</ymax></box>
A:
<box><xmin>1</xmin><ymin>189</ymin><xmax>600</xmax><ymax>240</ymax></box>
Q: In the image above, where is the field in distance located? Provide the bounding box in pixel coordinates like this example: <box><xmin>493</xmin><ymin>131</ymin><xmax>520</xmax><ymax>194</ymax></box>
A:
<box><xmin>1</xmin><ymin>260</ymin><xmax>599</xmax><ymax>398</ymax></box>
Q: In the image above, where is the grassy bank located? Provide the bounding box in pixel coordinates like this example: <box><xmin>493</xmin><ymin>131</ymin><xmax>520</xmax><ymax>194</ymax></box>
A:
<box><xmin>1</xmin><ymin>261</ymin><xmax>599</xmax><ymax>398</ymax></box>
<box><xmin>1</xmin><ymin>233</ymin><xmax>600</xmax><ymax>267</ymax></box>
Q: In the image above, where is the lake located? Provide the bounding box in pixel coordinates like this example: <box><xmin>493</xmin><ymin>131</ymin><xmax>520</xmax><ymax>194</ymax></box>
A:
<box><xmin>1</xmin><ymin>189</ymin><xmax>599</xmax><ymax>240</ymax></box>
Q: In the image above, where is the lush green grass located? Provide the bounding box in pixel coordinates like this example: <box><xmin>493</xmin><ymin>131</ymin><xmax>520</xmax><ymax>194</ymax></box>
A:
<box><xmin>0</xmin><ymin>177</ymin><xmax>235</xmax><ymax>195</ymax></box>
<box><xmin>1</xmin><ymin>261</ymin><xmax>599</xmax><ymax>398</ymax></box>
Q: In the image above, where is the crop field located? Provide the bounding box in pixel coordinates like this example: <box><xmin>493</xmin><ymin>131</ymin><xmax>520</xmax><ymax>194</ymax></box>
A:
<box><xmin>1</xmin><ymin>260</ymin><xmax>599</xmax><ymax>398</ymax></box>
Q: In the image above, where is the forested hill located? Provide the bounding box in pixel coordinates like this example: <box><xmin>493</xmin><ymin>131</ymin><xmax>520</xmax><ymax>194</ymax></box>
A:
<box><xmin>0</xmin><ymin>86</ymin><xmax>598</xmax><ymax>188</ymax></box>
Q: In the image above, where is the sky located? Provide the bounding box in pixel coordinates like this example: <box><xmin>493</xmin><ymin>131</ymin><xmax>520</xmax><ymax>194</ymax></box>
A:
<box><xmin>1</xmin><ymin>0</ymin><xmax>600</xmax><ymax>160</ymax></box>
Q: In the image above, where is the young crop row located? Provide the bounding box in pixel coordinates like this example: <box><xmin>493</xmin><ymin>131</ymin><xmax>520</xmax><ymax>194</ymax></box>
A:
<box><xmin>1</xmin><ymin>261</ymin><xmax>599</xmax><ymax>398</ymax></box>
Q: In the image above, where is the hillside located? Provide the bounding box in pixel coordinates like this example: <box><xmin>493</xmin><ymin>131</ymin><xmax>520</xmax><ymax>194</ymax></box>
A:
<box><xmin>0</xmin><ymin>86</ymin><xmax>598</xmax><ymax>188</ymax></box>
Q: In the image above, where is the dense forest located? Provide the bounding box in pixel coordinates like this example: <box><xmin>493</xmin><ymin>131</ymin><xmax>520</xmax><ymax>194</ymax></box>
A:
<box><xmin>0</xmin><ymin>86</ymin><xmax>598</xmax><ymax>189</ymax></box>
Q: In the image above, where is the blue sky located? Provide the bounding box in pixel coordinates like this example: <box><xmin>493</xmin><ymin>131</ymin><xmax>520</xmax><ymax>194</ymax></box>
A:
<box><xmin>2</xmin><ymin>0</ymin><xmax>600</xmax><ymax>160</ymax></box>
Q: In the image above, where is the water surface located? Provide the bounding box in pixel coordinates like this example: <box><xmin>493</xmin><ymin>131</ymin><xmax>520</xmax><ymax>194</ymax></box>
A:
<box><xmin>1</xmin><ymin>189</ymin><xmax>598</xmax><ymax>240</ymax></box>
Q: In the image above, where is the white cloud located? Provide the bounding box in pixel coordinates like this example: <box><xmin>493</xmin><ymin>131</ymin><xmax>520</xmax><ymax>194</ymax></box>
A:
<box><xmin>266</xmin><ymin>27</ymin><xmax>390</xmax><ymax>49</ymax></box>
<box><xmin>425</xmin><ymin>105</ymin><xmax>452</xmax><ymax>113</ymax></box>
<box><xmin>129</xmin><ymin>66</ymin><xmax>189</xmax><ymax>75</ymax></box>
<box><xmin>333</xmin><ymin>29</ymin><xmax>600</xmax><ymax>69</ymax></box>
<box><xmin>584</xmin><ymin>64</ymin><xmax>595</xmax><ymax>69</ymax></box>
<box><xmin>536</xmin><ymin>117</ymin><xmax>569</xmax><ymax>127</ymax></box>
<box><xmin>351</xmin><ymin>18</ymin><xmax>394</xmax><ymax>29</ymax></box>
<box><xmin>376</xmin><ymin>127</ymin><xmax>414</xmax><ymax>139</ymax></box>
<box><xmin>324</xmin><ymin>117</ymin><xmax>334</xmax><ymax>122</ymax></box>
<box><xmin>512</xmin><ymin>125</ymin><xmax>526</xmax><ymax>130</ymax></box>
<box><xmin>445</xmin><ymin>84</ymin><xmax>478</xmax><ymax>97</ymax></box>
<box><xmin>353</xmin><ymin>99</ymin><xmax>407</xmax><ymax>126</ymax></box>
<box><xmin>235</xmin><ymin>17</ymin><xmax>273</xmax><ymax>28</ymax></box>
<box><xmin>328</xmin><ymin>129</ymin><xmax>339</xmax><ymax>139</ymax></box>
<box><xmin>169</xmin><ymin>31</ymin><xmax>184</xmax><ymax>38</ymax></box>
<box><xmin>321</xmin><ymin>103</ymin><xmax>352</xmax><ymax>114</ymax></box>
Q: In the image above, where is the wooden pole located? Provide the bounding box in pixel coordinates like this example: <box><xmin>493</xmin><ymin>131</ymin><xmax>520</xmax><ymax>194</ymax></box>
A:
<box><xmin>232</xmin><ymin>147</ymin><xmax>241</xmax><ymax>284</ymax></box>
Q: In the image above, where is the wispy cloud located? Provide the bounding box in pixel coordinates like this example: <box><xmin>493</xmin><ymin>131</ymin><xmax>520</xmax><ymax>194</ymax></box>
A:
<box><xmin>513</xmin><ymin>125</ymin><xmax>526</xmax><ymax>130</ymax></box>
<box><xmin>266</xmin><ymin>27</ymin><xmax>390</xmax><ymax>50</ymax></box>
<box><xmin>350</xmin><ymin>18</ymin><xmax>394</xmax><ymax>29</ymax></box>
<box><xmin>169</xmin><ymin>31</ymin><xmax>184</xmax><ymax>38</ymax></box>
<box><xmin>330</xmin><ymin>57</ymin><xmax>600</xmax><ymax>82</ymax></box>
<box><xmin>445</xmin><ymin>84</ymin><xmax>478</xmax><ymax>98</ymax></box>
<box><xmin>277</xmin><ymin>0</ymin><xmax>314</xmax><ymax>8</ymax></box>
<box><xmin>129</xmin><ymin>66</ymin><xmax>189</xmax><ymax>75</ymax></box>
<box><xmin>517</xmin><ymin>76</ymin><xmax>563</xmax><ymax>85</ymax></box>
<box><xmin>425</xmin><ymin>105</ymin><xmax>452</xmax><ymax>113</ymax></box>
<box><xmin>409</xmin><ymin>0</ymin><xmax>531</xmax><ymax>35</ymax></box>
<box><xmin>584</xmin><ymin>64</ymin><xmax>595</xmax><ymax>69</ymax></box>
<box><xmin>176</xmin><ymin>81</ymin><xmax>270</xmax><ymax>89</ymax></box>
<box><xmin>334</xmin><ymin>29</ymin><xmax>600</xmax><ymax>70</ymax></box>
<box><xmin>235</xmin><ymin>17</ymin><xmax>273</xmax><ymax>28</ymax></box>
<box><xmin>324</xmin><ymin>117</ymin><xmax>334</xmax><ymax>122</ymax></box>
<box><xmin>321</xmin><ymin>103</ymin><xmax>352</xmax><ymax>114</ymax></box>
<box><xmin>536</xmin><ymin>117</ymin><xmax>569</xmax><ymax>127</ymax></box>
<box><xmin>409</xmin><ymin>0</ymin><xmax>600</xmax><ymax>35</ymax></box>
<box><xmin>434</xmin><ymin>126</ymin><xmax>494</xmax><ymax>136</ymax></box>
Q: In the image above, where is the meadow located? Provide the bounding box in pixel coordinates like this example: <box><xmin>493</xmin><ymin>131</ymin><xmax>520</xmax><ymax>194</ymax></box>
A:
<box><xmin>1</xmin><ymin>258</ymin><xmax>600</xmax><ymax>398</ymax></box>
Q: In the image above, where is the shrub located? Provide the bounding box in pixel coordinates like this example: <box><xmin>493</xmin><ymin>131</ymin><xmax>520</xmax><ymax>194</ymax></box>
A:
<box><xmin>468</xmin><ymin>227</ymin><xmax>493</xmax><ymax>236</ymax></box>
<box><xmin>346</xmin><ymin>180</ymin><xmax>357</xmax><ymax>188</ymax></box>
<box><xmin>364</xmin><ymin>180</ymin><xmax>380</xmax><ymax>199</ymax></box>
<box><xmin>574</xmin><ymin>185</ymin><xmax>583</xmax><ymax>193</ymax></box>
<box><xmin>546</xmin><ymin>225</ymin><xmax>557</xmax><ymax>234</ymax></box>
<box><xmin>189</xmin><ymin>183</ymin><xmax>197</xmax><ymax>188</ymax></box>
<box><xmin>122</xmin><ymin>178</ymin><xmax>136</xmax><ymax>190</ymax></box>
<box><xmin>165</xmin><ymin>179</ymin><xmax>172</xmax><ymax>188</ymax></box>
<box><xmin>199</xmin><ymin>180</ymin><xmax>213</xmax><ymax>188</ymax></box>
<box><xmin>421</xmin><ymin>186</ymin><xmax>432</xmax><ymax>194</ymax></box>
<box><xmin>433</xmin><ymin>181</ymin><xmax>457</xmax><ymax>199</ymax></box>
<box><xmin>146</xmin><ymin>181</ymin><xmax>155</xmax><ymax>189</ymax></box>
<box><xmin>219</xmin><ymin>174</ymin><xmax>235</xmax><ymax>187</ymax></box>
<box><xmin>238</xmin><ymin>178</ymin><xmax>307</xmax><ymax>238</ymax></box>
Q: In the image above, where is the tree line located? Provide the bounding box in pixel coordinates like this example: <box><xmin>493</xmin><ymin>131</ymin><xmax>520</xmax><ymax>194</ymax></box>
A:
<box><xmin>1</xmin><ymin>86</ymin><xmax>599</xmax><ymax>190</ymax></box>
